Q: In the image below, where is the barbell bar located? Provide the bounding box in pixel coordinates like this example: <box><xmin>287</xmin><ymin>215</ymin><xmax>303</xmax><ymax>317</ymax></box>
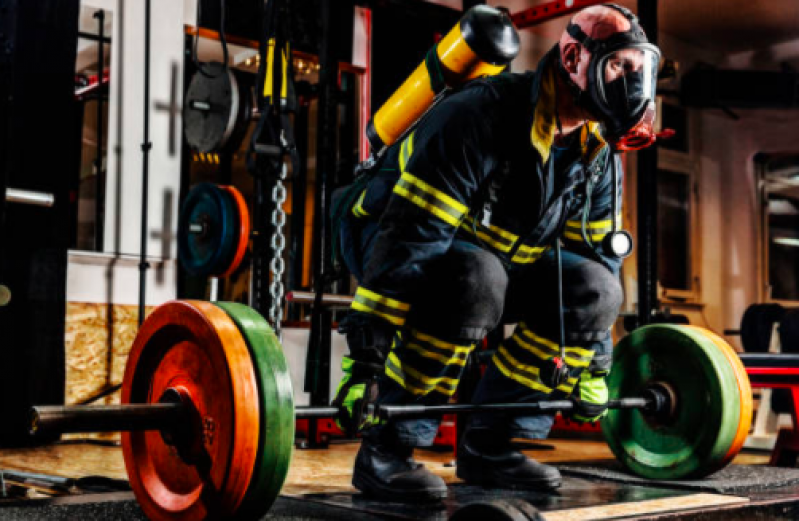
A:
<box><xmin>5</xmin><ymin>188</ymin><xmax>56</xmax><ymax>208</ymax></box>
<box><xmin>30</xmin><ymin>390</ymin><xmax>664</xmax><ymax>436</ymax></box>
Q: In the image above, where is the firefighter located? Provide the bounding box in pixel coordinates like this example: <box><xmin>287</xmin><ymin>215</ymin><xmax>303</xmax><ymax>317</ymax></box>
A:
<box><xmin>334</xmin><ymin>4</ymin><xmax>661</xmax><ymax>501</ymax></box>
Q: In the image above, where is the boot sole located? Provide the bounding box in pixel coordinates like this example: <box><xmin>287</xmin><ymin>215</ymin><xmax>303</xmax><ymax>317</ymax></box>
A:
<box><xmin>352</xmin><ymin>470</ymin><xmax>448</xmax><ymax>503</ymax></box>
<box><xmin>456</xmin><ymin>463</ymin><xmax>562</xmax><ymax>491</ymax></box>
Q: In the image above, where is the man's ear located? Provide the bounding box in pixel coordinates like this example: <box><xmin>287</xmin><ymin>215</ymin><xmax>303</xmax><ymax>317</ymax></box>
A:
<box><xmin>561</xmin><ymin>43</ymin><xmax>581</xmax><ymax>74</ymax></box>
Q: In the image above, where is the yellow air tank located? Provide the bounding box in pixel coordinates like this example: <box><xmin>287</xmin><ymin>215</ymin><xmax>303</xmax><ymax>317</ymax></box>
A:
<box><xmin>366</xmin><ymin>5</ymin><xmax>520</xmax><ymax>152</ymax></box>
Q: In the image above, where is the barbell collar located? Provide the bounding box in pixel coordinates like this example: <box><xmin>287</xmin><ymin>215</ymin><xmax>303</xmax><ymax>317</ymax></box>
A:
<box><xmin>30</xmin><ymin>403</ymin><xmax>187</xmax><ymax>436</ymax></box>
<box><xmin>6</xmin><ymin>188</ymin><xmax>55</xmax><ymax>208</ymax></box>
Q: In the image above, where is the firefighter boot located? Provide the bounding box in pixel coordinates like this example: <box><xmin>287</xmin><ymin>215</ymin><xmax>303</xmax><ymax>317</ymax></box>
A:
<box><xmin>457</xmin><ymin>428</ymin><xmax>562</xmax><ymax>490</ymax></box>
<box><xmin>352</xmin><ymin>431</ymin><xmax>447</xmax><ymax>502</ymax></box>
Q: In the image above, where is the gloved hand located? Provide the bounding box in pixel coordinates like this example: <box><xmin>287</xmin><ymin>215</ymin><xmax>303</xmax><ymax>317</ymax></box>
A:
<box><xmin>332</xmin><ymin>313</ymin><xmax>396</xmax><ymax>436</ymax></box>
<box><xmin>333</xmin><ymin>356</ymin><xmax>380</xmax><ymax>435</ymax></box>
<box><xmin>567</xmin><ymin>371</ymin><xmax>609</xmax><ymax>423</ymax></box>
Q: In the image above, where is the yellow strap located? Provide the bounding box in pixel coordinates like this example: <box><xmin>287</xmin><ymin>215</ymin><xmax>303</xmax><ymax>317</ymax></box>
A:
<box><xmin>263</xmin><ymin>39</ymin><xmax>289</xmax><ymax>99</ymax></box>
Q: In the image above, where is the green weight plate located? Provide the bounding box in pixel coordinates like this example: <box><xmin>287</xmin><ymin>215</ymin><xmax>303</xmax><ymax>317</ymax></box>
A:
<box><xmin>601</xmin><ymin>324</ymin><xmax>742</xmax><ymax>480</ymax></box>
<box><xmin>214</xmin><ymin>302</ymin><xmax>295</xmax><ymax>519</ymax></box>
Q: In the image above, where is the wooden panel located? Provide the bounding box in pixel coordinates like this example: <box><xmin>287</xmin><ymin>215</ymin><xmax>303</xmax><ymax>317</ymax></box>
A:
<box><xmin>546</xmin><ymin>493</ymin><xmax>749</xmax><ymax>521</ymax></box>
<box><xmin>64</xmin><ymin>302</ymin><xmax>152</xmax><ymax>440</ymax></box>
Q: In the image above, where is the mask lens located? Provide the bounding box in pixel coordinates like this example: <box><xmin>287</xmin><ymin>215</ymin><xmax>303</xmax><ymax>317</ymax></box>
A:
<box><xmin>598</xmin><ymin>47</ymin><xmax>659</xmax><ymax>112</ymax></box>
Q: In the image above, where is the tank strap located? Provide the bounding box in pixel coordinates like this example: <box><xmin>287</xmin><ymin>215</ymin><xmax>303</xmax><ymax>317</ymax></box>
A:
<box><xmin>425</xmin><ymin>47</ymin><xmax>448</xmax><ymax>95</ymax></box>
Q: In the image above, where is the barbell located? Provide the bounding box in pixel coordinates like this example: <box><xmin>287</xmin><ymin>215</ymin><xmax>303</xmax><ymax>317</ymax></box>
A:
<box><xmin>29</xmin><ymin>300</ymin><xmax>752</xmax><ymax>520</ymax></box>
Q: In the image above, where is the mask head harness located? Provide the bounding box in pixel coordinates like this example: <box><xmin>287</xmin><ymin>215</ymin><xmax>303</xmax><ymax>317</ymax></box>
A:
<box><xmin>559</xmin><ymin>3</ymin><xmax>661</xmax><ymax>151</ymax></box>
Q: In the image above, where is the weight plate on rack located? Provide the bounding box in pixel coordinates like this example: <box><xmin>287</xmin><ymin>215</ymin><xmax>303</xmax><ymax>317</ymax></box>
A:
<box><xmin>601</xmin><ymin>324</ymin><xmax>746</xmax><ymax>480</ymax></box>
<box><xmin>740</xmin><ymin>303</ymin><xmax>784</xmax><ymax>353</ymax></box>
<box><xmin>121</xmin><ymin>300</ymin><xmax>260</xmax><ymax>520</ymax></box>
<box><xmin>219</xmin><ymin>186</ymin><xmax>250</xmax><ymax>278</ymax></box>
<box><xmin>178</xmin><ymin>183</ymin><xmax>238</xmax><ymax>277</ymax></box>
<box><xmin>184</xmin><ymin>63</ymin><xmax>250</xmax><ymax>153</ymax></box>
<box><xmin>215</xmin><ymin>302</ymin><xmax>294</xmax><ymax>520</ymax></box>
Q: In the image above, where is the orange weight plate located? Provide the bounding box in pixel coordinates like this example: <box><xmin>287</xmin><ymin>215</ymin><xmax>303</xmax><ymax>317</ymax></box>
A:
<box><xmin>121</xmin><ymin>300</ymin><xmax>260</xmax><ymax>521</ymax></box>
<box><xmin>687</xmin><ymin>326</ymin><xmax>753</xmax><ymax>466</ymax></box>
<box><xmin>220</xmin><ymin>185</ymin><xmax>250</xmax><ymax>278</ymax></box>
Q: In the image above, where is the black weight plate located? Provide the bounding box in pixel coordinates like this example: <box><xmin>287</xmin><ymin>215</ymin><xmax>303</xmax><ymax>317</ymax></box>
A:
<box><xmin>178</xmin><ymin>183</ymin><xmax>238</xmax><ymax>277</ymax></box>
<box><xmin>184</xmin><ymin>63</ymin><xmax>242</xmax><ymax>153</ymax></box>
<box><xmin>741</xmin><ymin>303</ymin><xmax>785</xmax><ymax>353</ymax></box>
<box><xmin>779</xmin><ymin>309</ymin><xmax>799</xmax><ymax>354</ymax></box>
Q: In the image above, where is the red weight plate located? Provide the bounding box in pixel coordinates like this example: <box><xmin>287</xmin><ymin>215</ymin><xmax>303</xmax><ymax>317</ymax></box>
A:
<box><xmin>121</xmin><ymin>300</ymin><xmax>260</xmax><ymax>521</ymax></box>
<box><xmin>220</xmin><ymin>185</ymin><xmax>250</xmax><ymax>278</ymax></box>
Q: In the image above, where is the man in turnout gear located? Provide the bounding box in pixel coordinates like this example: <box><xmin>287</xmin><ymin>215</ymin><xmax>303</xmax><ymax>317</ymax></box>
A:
<box><xmin>334</xmin><ymin>4</ymin><xmax>661</xmax><ymax>501</ymax></box>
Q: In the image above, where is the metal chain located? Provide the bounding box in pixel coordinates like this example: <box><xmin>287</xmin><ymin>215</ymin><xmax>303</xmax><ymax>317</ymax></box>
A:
<box><xmin>268</xmin><ymin>154</ymin><xmax>288</xmax><ymax>337</ymax></box>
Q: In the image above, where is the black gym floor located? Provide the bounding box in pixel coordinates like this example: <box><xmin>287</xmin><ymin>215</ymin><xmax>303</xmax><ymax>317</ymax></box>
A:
<box><xmin>3</xmin><ymin>440</ymin><xmax>799</xmax><ymax>520</ymax></box>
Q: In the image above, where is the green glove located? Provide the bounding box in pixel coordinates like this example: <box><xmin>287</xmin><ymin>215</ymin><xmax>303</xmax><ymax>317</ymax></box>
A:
<box><xmin>332</xmin><ymin>357</ymin><xmax>380</xmax><ymax>435</ymax></box>
<box><xmin>569</xmin><ymin>371</ymin><xmax>609</xmax><ymax>423</ymax></box>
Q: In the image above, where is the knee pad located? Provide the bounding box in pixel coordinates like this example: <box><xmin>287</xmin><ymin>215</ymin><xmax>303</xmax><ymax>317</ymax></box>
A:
<box><xmin>562</xmin><ymin>261</ymin><xmax>623</xmax><ymax>342</ymax></box>
<box><xmin>410</xmin><ymin>244</ymin><xmax>508</xmax><ymax>342</ymax></box>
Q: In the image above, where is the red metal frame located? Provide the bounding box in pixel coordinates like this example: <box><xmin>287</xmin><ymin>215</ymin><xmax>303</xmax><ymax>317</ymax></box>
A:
<box><xmin>745</xmin><ymin>367</ymin><xmax>799</xmax><ymax>465</ymax></box>
<box><xmin>511</xmin><ymin>0</ymin><xmax>607</xmax><ymax>29</ymax></box>
<box><xmin>358</xmin><ymin>7</ymin><xmax>372</xmax><ymax>162</ymax></box>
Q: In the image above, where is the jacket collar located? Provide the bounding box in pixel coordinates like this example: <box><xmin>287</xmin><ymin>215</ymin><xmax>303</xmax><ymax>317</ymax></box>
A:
<box><xmin>529</xmin><ymin>46</ymin><xmax>607</xmax><ymax>166</ymax></box>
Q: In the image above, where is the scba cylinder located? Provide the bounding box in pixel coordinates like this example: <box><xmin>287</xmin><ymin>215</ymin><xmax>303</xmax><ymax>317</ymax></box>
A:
<box><xmin>366</xmin><ymin>5</ymin><xmax>520</xmax><ymax>152</ymax></box>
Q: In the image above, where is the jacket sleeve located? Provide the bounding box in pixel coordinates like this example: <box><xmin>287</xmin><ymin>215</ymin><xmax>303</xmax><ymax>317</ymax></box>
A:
<box><xmin>350</xmin><ymin>88</ymin><xmax>498</xmax><ymax>328</ymax></box>
<box><xmin>562</xmin><ymin>150</ymin><xmax>624</xmax><ymax>275</ymax></box>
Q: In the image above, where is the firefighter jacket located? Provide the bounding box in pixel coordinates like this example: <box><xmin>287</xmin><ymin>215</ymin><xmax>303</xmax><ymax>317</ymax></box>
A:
<box><xmin>347</xmin><ymin>46</ymin><xmax>623</xmax><ymax>329</ymax></box>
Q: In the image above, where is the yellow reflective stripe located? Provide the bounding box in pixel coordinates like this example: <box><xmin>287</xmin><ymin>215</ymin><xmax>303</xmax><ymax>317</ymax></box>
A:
<box><xmin>356</xmin><ymin>287</ymin><xmax>410</xmax><ymax>311</ymax></box>
<box><xmin>409</xmin><ymin>329</ymin><xmax>472</xmax><ymax>352</ymax></box>
<box><xmin>518</xmin><ymin>324</ymin><xmax>594</xmax><ymax>358</ymax></box>
<box><xmin>351</xmin><ymin>287</ymin><xmax>410</xmax><ymax>327</ymax></box>
<box><xmin>399</xmin><ymin>133</ymin><xmax>414</xmax><ymax>172</ymax></box>
<box><xmin>566</xmin><ymin>219</ymin><xmax>614</xmax><ymax>230</ymax></box>
<box><xmin>352</xmin><ymin>190</ymin><xmax>369</xmax><ymax>217</ymax></box>
<box><xmin>397</xmin><ymin>172</ymin><xmax>468</xmax><ymax>215</ymax></box>
<box><xmin>391</xmin><ymin>352</ymin><xmax>459</xmax><ymax>388</ymax></box>
<box><xmin>351</xmin><ymin>302</ymin><xmax>405</xmax><ymax>326</ymax></box>
<box><xmin>493</xmin><ymin>347</ymin><xmax>552</xmax><ymax>392</ymax></box>
<box><xmin>464</xmin><ymin>216</ymin><xmax>518</xmax><ymax>242</ymax></box>
<box><xmin>557</xmin><ymin>376</ymin><xmax>579</xmax><ymax>394</ymax></box>
<box><xmin>514</xmin><ymin>327</ymin><xmax>593</xmax><ymax>367</ymax></box>
<box><xmin>406</xmin><ymin>342</ymin><xmax>468</xmax><ymax>366</ymax></box>
<box><xmin>393</xmin><ymin>172</ymin><xmax>468</xmax><ymax>227</ymax></box>
<box><xmin>511</xmin><ymin>244</ymin><xmax>547</xmax><ymax>264</ymax></box>
<box><xmin>461</xmin><ymin>216</ymin><xmax>516</xmax><ymax>253</ymax></box>
<box><xmin>385</xmin><ymin>352</ymin><xmax>459</xmax><ymax>396</ymax></box>
<box><xmin>385</xmin><ymin>364</ymin><xmax>457</xmax><ymax>397</ymax></box>
<box><xmin>563</xmin><ymin>230</ymin><xmax>609</xmax><ymax>243</ymax></box>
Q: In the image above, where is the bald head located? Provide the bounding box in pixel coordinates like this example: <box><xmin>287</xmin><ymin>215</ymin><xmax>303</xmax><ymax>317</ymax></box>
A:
<box><xmin>559</xmin><ymin>5</ymin><xmax>632</xmax><ymax>52</ymax></box>
<box><xmin>558</xmin><ymin>5</ymin><xmax>635</xmax><ymax>93</ymax></box>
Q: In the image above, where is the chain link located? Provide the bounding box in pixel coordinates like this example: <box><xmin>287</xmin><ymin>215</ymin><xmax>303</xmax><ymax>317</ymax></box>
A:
<box><xmin>269</xmin><ymin>158</ymin><xmax>288</xmax><ymax>337</ymax></box>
